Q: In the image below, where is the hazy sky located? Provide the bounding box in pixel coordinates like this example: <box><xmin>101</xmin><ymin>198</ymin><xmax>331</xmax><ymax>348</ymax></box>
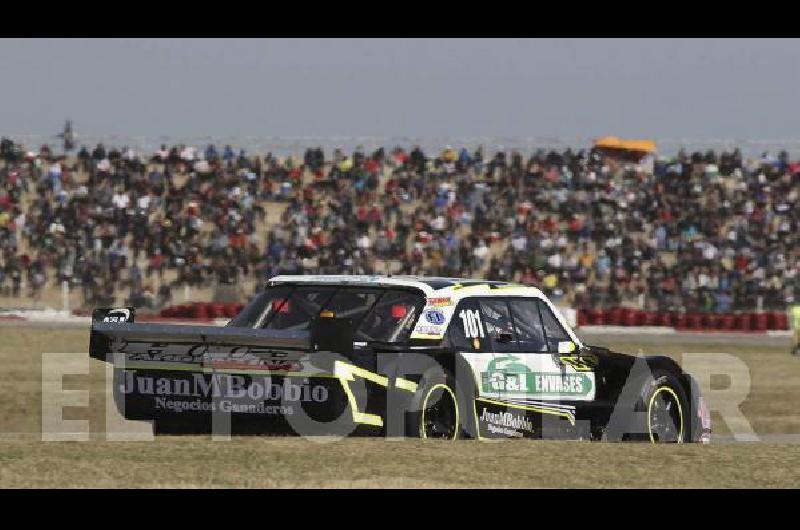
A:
<box><xmin>1</xmin><ymin>38</ymin><xmax>799</xmax><ymax>139</ymax></box>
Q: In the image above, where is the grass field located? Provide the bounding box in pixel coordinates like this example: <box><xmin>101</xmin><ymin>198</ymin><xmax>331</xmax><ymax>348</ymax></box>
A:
<box><xmin>1</xmin><ymin>325</ymin><xmax>799</xmax><ymax>488</ymax></box>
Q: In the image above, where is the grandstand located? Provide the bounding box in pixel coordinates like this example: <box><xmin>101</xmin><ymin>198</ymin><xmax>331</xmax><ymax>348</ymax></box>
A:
<box><xmin>0</xmin><ymin>138</ymin><xmax>797</xmax><ymax>326</ymax></box>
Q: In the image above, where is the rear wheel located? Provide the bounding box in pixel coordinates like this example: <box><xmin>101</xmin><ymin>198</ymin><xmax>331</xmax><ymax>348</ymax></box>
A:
<box><xmin>419</xmin><ymin>383</ymin><xmax>459</xmax><ymax>439</ymax></box>
<box><xmin>405</xmin><ymin>369</ymin><xmax>464</xmax><ymax>440</ymax></box>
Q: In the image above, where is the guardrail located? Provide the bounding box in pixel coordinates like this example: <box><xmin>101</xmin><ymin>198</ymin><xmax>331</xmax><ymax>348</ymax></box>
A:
<box><xmin>157</xmin><ymin>302</ymin><xmax>245</xmax><ymax>320</ymax></box>
<box><xmin>576</xmin><ymin>308</ymin><xmax>789</xmax><ymax>332</ymax></box>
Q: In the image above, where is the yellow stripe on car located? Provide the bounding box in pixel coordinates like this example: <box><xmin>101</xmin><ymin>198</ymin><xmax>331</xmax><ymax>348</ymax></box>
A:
<box><xmin>395</xmin><ymin>377</ymin><xmax>418</xmax><ymax>393</ymax></box>
<box><xmin>333</xmin><ymin>360</ymin><xmax>389</xmax><ymax>427</ymax></box>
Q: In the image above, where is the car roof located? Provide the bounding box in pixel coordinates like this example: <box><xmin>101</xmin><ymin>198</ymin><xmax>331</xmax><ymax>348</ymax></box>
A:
<box><xmin>268</xmin><ymin>274</ymin><xmax>545</xmax><ymax>299</ymax></box>
<box><xmin>393</xmin><ymin>276</ymin><xmax>513</xmax><ymax>290</ymax></box>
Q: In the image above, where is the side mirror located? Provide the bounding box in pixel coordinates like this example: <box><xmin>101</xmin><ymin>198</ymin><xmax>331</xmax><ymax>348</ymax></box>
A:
<box><xmin>557</xmin><ymin>341</ymin><xmax>576</xmax><ymax>354</ymax></box>
<box><xmin>494</xmin><ymin>331</ymin><xmax>514</xmax><ymax>344</ymax></box>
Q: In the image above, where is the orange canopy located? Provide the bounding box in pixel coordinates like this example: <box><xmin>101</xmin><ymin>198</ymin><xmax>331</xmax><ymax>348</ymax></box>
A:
<box><xmin>593</xmin><ymin>136</ymin><xmax>657</xmax><ymax>154</ymax></box>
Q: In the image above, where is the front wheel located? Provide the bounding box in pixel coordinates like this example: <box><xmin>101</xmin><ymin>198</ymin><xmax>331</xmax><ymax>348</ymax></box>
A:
<box><xmin>627</xmin><ymin>371</ymin><xmax>690</xmax><ymax>443</ymax></box>
<box><xmin>646</xmin><ymin>381</ymin><xmax>687</xmax><ymax>443</ymax></box>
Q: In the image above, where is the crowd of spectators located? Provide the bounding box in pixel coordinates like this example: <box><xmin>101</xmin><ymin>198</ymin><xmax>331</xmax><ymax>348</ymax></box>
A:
<box><xmin>0</xmin><ymin>135</ymin><xmax>797</xmax><ymax>313</ymax></box>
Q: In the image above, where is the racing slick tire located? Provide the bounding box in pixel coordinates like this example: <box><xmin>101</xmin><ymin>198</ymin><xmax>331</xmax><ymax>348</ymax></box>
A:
<box><xmin>619</xmin><ymin>368</ymin><xmax>691</xmax><ymax>443</ymax></box>
<box><xmin>405</xmin><ymin>369</ymin><xmax>475</xmax><ymax>440</ymax></box>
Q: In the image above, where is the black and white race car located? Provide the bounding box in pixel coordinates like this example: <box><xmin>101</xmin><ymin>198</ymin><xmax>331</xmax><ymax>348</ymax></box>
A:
<box><xmin>90</xmin><ymin>275</ymin><xmax>711</xmax><ymax>442</ymax></box>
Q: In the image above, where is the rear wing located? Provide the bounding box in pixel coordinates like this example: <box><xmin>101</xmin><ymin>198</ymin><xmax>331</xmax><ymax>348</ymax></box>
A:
<box><xmin>89</xmin><ymin>307</ymin><xmax>352</xmax><ymax>361</ymax></box>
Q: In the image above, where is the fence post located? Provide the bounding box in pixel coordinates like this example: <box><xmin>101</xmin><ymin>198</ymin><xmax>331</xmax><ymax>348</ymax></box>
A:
<box><xmin>62</xmin><ymin>280</ymin><xmax>69</xmax><ymax>313</ymax></box>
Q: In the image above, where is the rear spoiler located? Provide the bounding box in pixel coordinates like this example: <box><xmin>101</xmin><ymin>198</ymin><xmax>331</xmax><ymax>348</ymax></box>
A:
<box><xmin>89</xmin><ymin>307</ymin><xmax>352</xmax><ymax>361</ymax></box>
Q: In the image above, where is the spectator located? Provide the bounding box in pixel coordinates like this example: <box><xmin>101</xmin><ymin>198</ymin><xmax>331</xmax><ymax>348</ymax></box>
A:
<box><xmin>0</xmin><ymin>137</ymin><xmax>796</xmax><ymax>315</ymax></box>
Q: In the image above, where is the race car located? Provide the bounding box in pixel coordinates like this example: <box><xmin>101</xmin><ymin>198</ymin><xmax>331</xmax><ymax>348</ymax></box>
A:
<box><xmin>89</xmin><ymin>275</ymin><xmax>712</xmax><ymax>442</ymax></box>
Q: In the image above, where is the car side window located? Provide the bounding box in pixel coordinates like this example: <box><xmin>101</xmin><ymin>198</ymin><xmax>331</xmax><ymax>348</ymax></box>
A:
<box><xmin>478</xmin><ymin>299</ymin><xmax>518</xmax><ymax>352</ymax></box>
<box><xmin>228</xmin><ymin>285</ymin><xmax>293</xmax><ymax>328</ymax></box>
<box><xmin>508</xmin><ymin>299</ymin><xmax>547</xmax><ymax>352</ymax></box>
<box><xmin>447</xmin><ymin>298</ymin><xmax>488</xmax><ymax>352</ymax></box>
<box><xmin>263</xmin><ymin>286</ymin><xmax>336</xmax><ymax>330</ymax></box>
<box><xmin>538</xmin><ymin>301</ymin><xmax>571</xmax><ymax>352</ymax></box>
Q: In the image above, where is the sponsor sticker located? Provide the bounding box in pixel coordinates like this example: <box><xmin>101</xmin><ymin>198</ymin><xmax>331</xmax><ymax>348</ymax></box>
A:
<box><xmin>478</xmin><ymin>406</ymin><xmax>535</xmax><ymax>438</ymax></box>
<box><xmin>119</xmin><ymin>372</ymin><xmax>330</xmax><ymax>415</ymax></box>
<box><xmin>424</xmin><ymin>309</ymin><xmax>446</xmax><ymax>325</ymax></box>
<box><xmin>411</xmin><ymin>304</ymin><xmax>455</xmax><ymax>338</ymax></box>
<box><xmin>412</xmin><ymin>325</ymin><xmax>445</xmax><ymax>337</ymax></box>
<box><xmin>481</xmin><ymin>354</ymin><xmax>593</xmax><ymax>397</ymax></box>
<box><xmin>103</xmin><ymin>308</ymin><xmax>130</xmax><ymax>323</ymax></box>
<box><xmin>123</xmin><ymin>350</ymin><xmax>306</xmax><ymax>373</ymax></box>
<box><xmin>426</xmin><ymin>297</ymin><xmax>453</xmax><ymax>307</ymax></box>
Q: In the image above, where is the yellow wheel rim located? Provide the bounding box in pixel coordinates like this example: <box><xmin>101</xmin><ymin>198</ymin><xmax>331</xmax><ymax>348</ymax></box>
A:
<box><xmin>647</xmin><ymin>386</ymin><xmax>684</xmax><ymax>443</ymax></box>
<box><xmin>420</xmin><ymin>383</ymin><xmax>459</xmax><ymax>440</ymax></box>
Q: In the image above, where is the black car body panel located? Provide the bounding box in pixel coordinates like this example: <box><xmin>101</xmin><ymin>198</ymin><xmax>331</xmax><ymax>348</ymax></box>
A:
<box><xmin>89</xmin><ymin>277</ymin><xmax>711</xmax><ymax>442</ymax></box>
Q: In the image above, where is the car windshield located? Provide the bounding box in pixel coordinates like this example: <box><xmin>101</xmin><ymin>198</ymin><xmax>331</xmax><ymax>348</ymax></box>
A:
<box><xmin>228</xmin><ymin>284</ymin><xmax>425</xmax><ymax>343</ymax></box>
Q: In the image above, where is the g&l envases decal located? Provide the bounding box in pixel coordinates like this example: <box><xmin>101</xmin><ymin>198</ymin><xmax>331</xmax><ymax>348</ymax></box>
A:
<box><xmin>481</xmin><ymin>354</ymin><xmax>594</xmax><ymax>398</ymax></box>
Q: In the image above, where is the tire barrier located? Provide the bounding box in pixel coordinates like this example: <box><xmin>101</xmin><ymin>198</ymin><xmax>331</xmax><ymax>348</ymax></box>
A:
<box><xmin>575</xmin><ymin>308</ymin><xmax>790</xmax><ymax>332</ymax></box>
<box><xmin>159</xmin><ymin>302</ymin><xmax>245</xmax><ymax>320</ymax></box>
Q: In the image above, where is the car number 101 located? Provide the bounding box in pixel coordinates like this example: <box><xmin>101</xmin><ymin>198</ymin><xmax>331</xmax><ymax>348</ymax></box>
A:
<box><xmin>459</xmin><ymin>309</ymin><xmax>485</xmax><ymax>338</ymax></box>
